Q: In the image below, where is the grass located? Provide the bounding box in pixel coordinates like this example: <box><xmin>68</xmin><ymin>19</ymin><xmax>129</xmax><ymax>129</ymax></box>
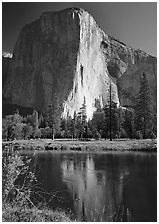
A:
<box><xmin>2</xmin><ymin>138</ymin><xmax>157</xmax><ymax>152</ymax></box>
<box><xmin>3</xmin><ymin>206</ymin><xmax>72</xmax><ymax>222</ymax></box>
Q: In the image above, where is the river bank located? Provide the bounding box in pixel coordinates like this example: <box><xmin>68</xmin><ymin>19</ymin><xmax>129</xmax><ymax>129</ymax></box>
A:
<box><xmin>2</xmin><ymin>149</ymin><xmax>74</xmax><ymax>222</ymax></box>
<box><xmin>2</xmin><ymin>138</ymin><xmax>157</xmax><ymax>152</ymax></box>
<box><xmin>3</xmin><ymin>206</ymin><xmax>73</xmax><ymax>222</ymax></box>
<box><xmin>2</xmin><ymin>139</ymin><xmax>157</xmax><ymax>221</ymax></box>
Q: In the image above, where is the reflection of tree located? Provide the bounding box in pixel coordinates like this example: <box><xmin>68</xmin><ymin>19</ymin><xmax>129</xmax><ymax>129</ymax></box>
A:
<box><xmin>93</xmin><ymin>153</ymin><xmax>131</xmax><ymax>221</ymax></box>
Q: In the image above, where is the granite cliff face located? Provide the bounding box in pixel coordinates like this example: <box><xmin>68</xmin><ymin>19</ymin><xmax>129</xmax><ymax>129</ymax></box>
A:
<box><xmin>2</xmin><ymin>51</ymin><xmax>12</xmax><ymax>87</ymax></box>
<box><xmin>3</xmin><ymin>8</ymin><xmax>157</xmax><ymax>118</ymax></box>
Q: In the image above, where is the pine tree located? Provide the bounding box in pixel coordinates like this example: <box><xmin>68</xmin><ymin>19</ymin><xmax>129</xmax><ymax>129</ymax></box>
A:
<box><xmin>67</xmin><ymin>112</ymin><xmax>77</xmax><ymax>139</ymax></box>
<box><xmin>104</xmin><ymin>102</ymin><xmax>118</xmax><ymax>140</ymax></box>
<box><xmin>72</xmin><ymin>111</ymin><xmax>77</xmax><ymax>138</ymax></box>
<box><xmin>13</xmin><ymin>109</ymin><xmax>22</xmax><ymax>124</ymax></box>
<box><xmin>109</xmin><ymin>82</ymin><xmax>112</xmax><ymax>141</ymax></box>
<box><xmin>12</xmin><ymin>109</ymin><xmax>24</xmax><ymax>140</ymax></box>
<box><xmin>46</xmin><ymin>95</ymin><xmax>61</xmax><ymax>140</ymax></box>
<box><xmin>38</xmin><ymin>113</ymin><xmax>45</xmax><ymax>128</ymax></box>
<box><xmin>135</xmin><ymin>72</ymin><xmax>153</xmax><ymax>138</ymax></box>
<box><xmin>91</xmin><ymin>109</ymin><xmax>105</xmax><ymax>137</ymax></box>
<box><xmin>123</xmin><ymin>108</ymin><xmax>134</xmax><ymax>139</ymax></box>
<box><xmin>103</xmin><ymin>81</ymin><xmax>119</xmax><ymax>140</ymax></box>
<box><xmin>117</xmin><ymin>107</ymin><xmax>125</xmax><ymax>138</ymax></box>
<box><xmin>77</xmin><ymin>97</ymin><xmax>87</xmax><ymax>139</ymax></box>
<box><xmin>32</xmin><ymin>109</ymin><xmax>39</xmax><ymax>138</ymax></box>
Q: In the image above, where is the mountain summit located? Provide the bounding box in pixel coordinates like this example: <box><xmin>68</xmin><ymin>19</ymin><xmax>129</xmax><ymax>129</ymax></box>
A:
<box><xmin>3</xmin><ymin>8</ymin><xmax>157</xmax><ymax>118</ymax></box>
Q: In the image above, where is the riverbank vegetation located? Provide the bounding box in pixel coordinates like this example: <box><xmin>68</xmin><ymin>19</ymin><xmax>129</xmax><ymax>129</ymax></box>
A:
<box><xmin>2</xmin><ymin>138</ymin><xmax>157</xmax><ymax>153</ymax></box>
<box><xmin>2</xmin><ymin>151</ymin><xmax>73</xmax><ymax>222</ymax></box>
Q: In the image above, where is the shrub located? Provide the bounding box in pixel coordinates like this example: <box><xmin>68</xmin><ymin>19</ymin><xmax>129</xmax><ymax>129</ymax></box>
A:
<box><xmin>23</xmin><ymin>124</ymin><xmax>33</xmax><ymax>139</ymax></box>
<box><xmin>93</xmin><ymin>131</ymin><xmax>101</xmax><ymax>140</ymax></box>
<box><xmin>135</xmin><ymin>131</ymin><xmax>143</xmax><ymax>139</ymax></box>
<box><xmin>146</xmin><ymin>131</ymin><xmax>156</xmax><ymax>139</ymax></box>
<box><xmin>2</xmin><ymin>149</ymin><xmax>73</xmax><ymax>222</ymax></box>
<box><xmin>120</xmin><ymin>128</ymin><xmax>128</xmax><ymax>138</ymax></box>
<box><xmin>45</xmin><ymin>127</ymin><xmax>52</xmax><ymax>138</ymax></box>
<box><xmin>2</xmin><ymin>151</ymin><xmax>35</xmax><ymax>207</ymax></box>
<box><xmin>33</xmin><ymin>128</ymin><xmax>41</xmax><ymax>139</ymax></box>
<box><xmin>40</xmin><ymin>128</ymin><xmax>47</xmax><ymax>138</ymax></box>
<box><xmin>12</xmin><ymin>123</ymin><xmax>25</xmax><ymax>139</ymax></box>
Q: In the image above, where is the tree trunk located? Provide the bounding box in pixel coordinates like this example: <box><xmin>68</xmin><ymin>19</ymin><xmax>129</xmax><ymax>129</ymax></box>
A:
<box><xmin>52</xmin><ymin>126</ymin><xmax>55</xmax><ymax>140</ymax></box>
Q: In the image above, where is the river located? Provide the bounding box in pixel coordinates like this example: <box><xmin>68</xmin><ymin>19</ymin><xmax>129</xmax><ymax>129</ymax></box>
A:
<box><xmin>26</xmin><ymin>151</ymin><xmax>156</xmax><ymax>221</ymax></box>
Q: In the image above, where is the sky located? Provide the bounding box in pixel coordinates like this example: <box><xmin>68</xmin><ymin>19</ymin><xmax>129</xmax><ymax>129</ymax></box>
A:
<box><xmin>2</xmin><ymin>2</ymin><xmax>157</xmax><ymax>56</ymax></box>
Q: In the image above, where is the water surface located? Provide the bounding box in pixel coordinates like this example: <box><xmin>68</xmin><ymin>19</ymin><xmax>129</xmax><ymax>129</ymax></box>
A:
<box><xmin>29</xmin><ymin>151</ymin><xmax>156</xmax><ymax>221</ymax></box>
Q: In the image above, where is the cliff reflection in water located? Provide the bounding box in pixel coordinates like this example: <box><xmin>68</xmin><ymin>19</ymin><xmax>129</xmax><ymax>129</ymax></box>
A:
<box><xmin>60</xmin><ymin>153</ymin><xmax>156</xmax><ymax>222</ymax></box>
<box><xmin>31</xmin><ymin>152</ymin><xmax>156</xmax><ymax>222</ymax></box>
<box><xmin>61</xmin><ymin>154</ymin><xmax>129</xmax><ymax>221</ymax></box>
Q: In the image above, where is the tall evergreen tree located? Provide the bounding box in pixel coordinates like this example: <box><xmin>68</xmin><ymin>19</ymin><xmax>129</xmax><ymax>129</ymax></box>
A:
<box><xmin>68</xmin><ymin>112</ymin><xmax>77</xmax><ymax>139</ymax></box>
<box><xmin>91</xmin><ymin>109</ymin><xmax>105</xmax><ymax>137</ymax></box>
<box><xmin>103</xmin><ymin>81</ymin><xmax>119</xmax><ymax>140</ymax></box>
<box><xmin>38</xmin><ymin>113</ymin><xmax>45</xmax><ymax>128</ymax></box>
<box><xmin>104</xmin><ymin>102</ymin><xmax>119</xmax><ymax>140</ymax></box>
<box><xmin>135</xmin><ymin>72</ymin><xmax>152</xmax><ymax>138</ymax></box>
<box><xmin>32</xmin><ymin>109</ymin><xmax>39</xmax><ymax>138</ymax></box>
<box><xmin>77</xmin><ymin>97</ymin><xmax>87</xmax><ymax>139</ymax></box>
<box><xmin>109</xmin><ymin>82</ymin><xmax>112</xmax><ymax>141</ymax></box>
<box><xmin>46</xmin><ymin>95</ymin><xmax>61</xmax><ymax>140</ymax></box>
<box><xmin>13</xmin><ymin>109</ymin><xmax>22</xmax><ymax>124</ymax></box>
<box><xmin>12</xmin><ymin>109</ymin><xmax>23</xmax><ymax>140</ymax></box>
<box><xmin>123</xmin><ymin>108</ymin><xmax>134</xmax><ymax>139</ymax></box>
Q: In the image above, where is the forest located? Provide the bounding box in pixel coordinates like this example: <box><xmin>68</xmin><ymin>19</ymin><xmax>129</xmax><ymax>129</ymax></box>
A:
<box><xmin>2</xmin><ymin>73</ymin><xmax>157</xmax><ymax>141</ymax></box>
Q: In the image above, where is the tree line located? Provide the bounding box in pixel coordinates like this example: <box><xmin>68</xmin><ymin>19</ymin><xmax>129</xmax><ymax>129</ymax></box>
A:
<box><xmin>2</xmin><ymin>73</ymin><xmax>156</xmax><ymax>141</ymax></box>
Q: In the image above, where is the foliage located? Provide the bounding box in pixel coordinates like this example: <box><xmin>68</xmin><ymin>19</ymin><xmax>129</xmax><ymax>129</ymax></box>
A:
<box><xmin>68</xmin><ymin>112</ymin><xmax>78</xmax><ymax>139</ymax></box>
<box><xmin>91</xmin><ymin>110</ymin><xmax>105</xmax><ymax>137</ymax></box>
<box><xmin>2</xmin><ymin>116</ymin><xmax>13</xmax><ymax>140</ymax></box>
<box><xmin>123</xmin><ymin>108</ymin><xmax>135</xmax><ymax>139</ymax></box>
<box><xmin>3</xmin><ymin>207</ymin><xmax>72</xmax><ymax>222</ymax></box>
<box><xmin>2</xmin><ymin>75</ymin><xmax>156</xmax><ymax>140</ymax></box>
<box><xmin>103</xmin><ymin>81</ymin><xmax>118</xmax><ymax>140</ymax></box>
<box><xmin>46</xmin><ymin>95</ymin><xmax>61</xmax><ymax>140</ymax></box>
<box><xmin>103</xmin><ymin>102</ymin><xmax>119</xmax><ymax>139</ymax></box>
<box><xmin>2</xmin><ymin>150</ymin><xmax>72</xmax><ymax>222</ymax></box>
<box><xmin>2</xmin><ymin>151</ymin><xmax>36</xmax><ymax>209</ymax></box>
<box><xmin>61</xmin><ymin>117</ymin><xmax>70</xmax><ymax>138</ymax></box>
<box><xmin>32</xmin><ymin>109</ymin><xmax>39</xmax><ymax>138</ymax></box>
<box><xmin>23</xmin><ymin>124</ymin><xmax>33</xmax><ymax>139</ymax></box>
<box><xmin>76</xmin><ymin>97</ymin><xmax>87</xmax><ymax>138</ymax></box>
<box><xmin>2</xmin><ymin>110</ymin><xmax>24</xmax><ymax>140</ymax></box>
<box><xmin>134</xmin><ymin>73</ymin><xmax>153</xmax><ymax>138</ymax></box>
<box><xmin>12</xmin><ymin>123</ymin><xmax>25</xmax><ymax>139</ymax></box>
<box><xmin>93</xmin><ymin>130</ymin><xmax>101</xmax><ymax>140</ymax></box>
<box><xmin>38</xmin><ymin>113</ymin><xmax>45</xmax><ymax>128</ymax></box>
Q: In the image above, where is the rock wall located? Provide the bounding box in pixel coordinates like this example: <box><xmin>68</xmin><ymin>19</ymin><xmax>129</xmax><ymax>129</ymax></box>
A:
<box><xmin>3</xmin><ymin>8</ymin><xmax>157</xmax><ymax>118</ymax></box>
<box><xmin>2</xmin><ymin>56</ymin><xmax>11</xmax><ymax>87</ymax></box>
